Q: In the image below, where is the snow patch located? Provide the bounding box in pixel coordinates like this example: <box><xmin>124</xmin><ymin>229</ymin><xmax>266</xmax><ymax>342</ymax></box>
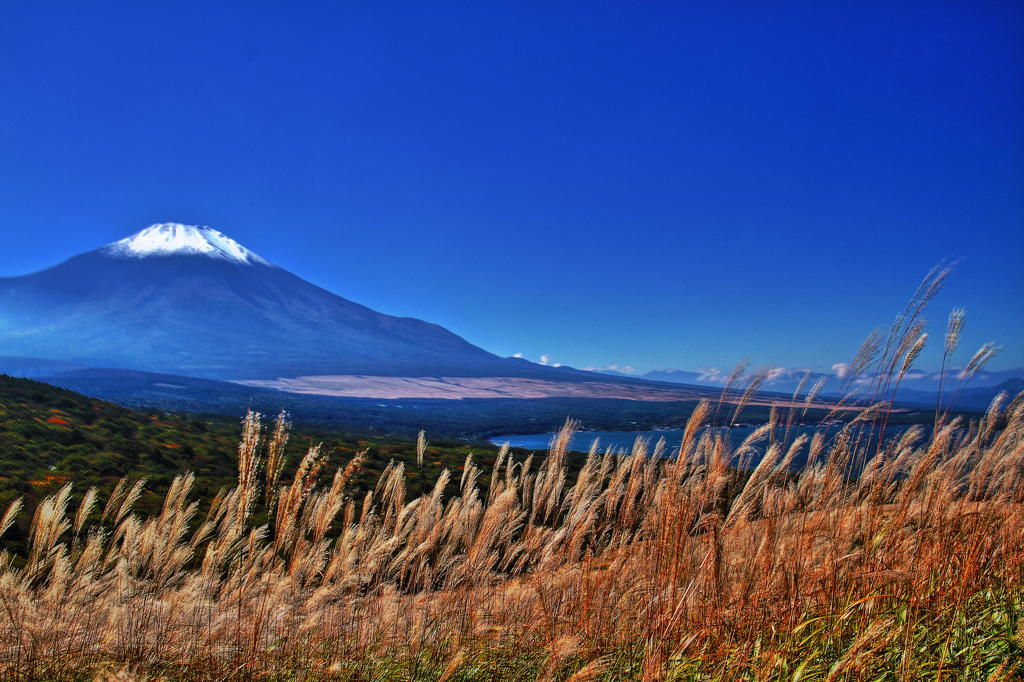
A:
<box><xmin>103</xmin><ymin>223</ymin><xmax>271</xmax><ymax>265</ymax></box>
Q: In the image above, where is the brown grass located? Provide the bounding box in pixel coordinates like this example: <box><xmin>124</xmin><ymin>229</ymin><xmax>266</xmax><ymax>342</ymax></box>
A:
<box><xmin>0</xmin><ymin>392</ymin><xmax>1019</xmax><ymax>680</ymax></box>
<box><xmin>0</xmin><ymin>274</ymin><xmax>1022</xmax><ymax>680</ymax></box>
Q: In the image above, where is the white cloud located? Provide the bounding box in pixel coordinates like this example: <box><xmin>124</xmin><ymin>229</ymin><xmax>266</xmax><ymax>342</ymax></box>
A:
<box><xmin>697</xmin><ymin>367</ymin><xmax>727</xmax><ymax>383</ymax></box>
<box><xmin>583</xmin><ymin>363</ymin><xmax>635</xmax><ymax>374</ymax></box>
<box><xmin>832</xmin><ymin>363</ymin><xmax>849</xmax><ymax>379</ymax></box>
<box><xmin>539</xmin><ymin>354</ymin><xmax>551</xmax><ymax>366</ymax></box>
<box><xmin>512</xmin><ymin>352</ymin><xmax>523</xmax><ymax>358</ymax></box>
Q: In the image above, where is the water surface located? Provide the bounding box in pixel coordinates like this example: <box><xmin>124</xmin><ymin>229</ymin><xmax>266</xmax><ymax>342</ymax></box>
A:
<box><xmin>489</xmin><ymin>425</ymin><xmax>919</xmax><ymax>468</ymax></box>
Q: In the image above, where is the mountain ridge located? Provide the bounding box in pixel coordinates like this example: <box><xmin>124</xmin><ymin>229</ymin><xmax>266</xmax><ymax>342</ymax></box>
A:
<box><xmin>598</xmin><ymin>367</ymin><xmax>1024</xmax><ymax>411</ymax></box>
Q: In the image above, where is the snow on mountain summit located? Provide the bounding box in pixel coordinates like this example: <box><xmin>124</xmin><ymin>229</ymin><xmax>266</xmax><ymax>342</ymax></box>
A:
<box><xmin>103</xmin><ymin>223</ymin><xmax>271</xmax><ymax>265</ymax></box>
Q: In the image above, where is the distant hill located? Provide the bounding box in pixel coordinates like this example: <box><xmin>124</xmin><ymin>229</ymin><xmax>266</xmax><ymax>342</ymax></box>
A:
<box><xmin>605</xmin><ymin>367</ymin><xmax>1024</xmax><ymax>409</ymax></box>
<box><xmin>896</xmin><ymin>378</ymin><xmax>1024</xmax><ymax>411</ymax></box>
<box><xmin>0</xmin><ymin>357</ymin><xmax>91</xmax><ymax>378</ymax></box>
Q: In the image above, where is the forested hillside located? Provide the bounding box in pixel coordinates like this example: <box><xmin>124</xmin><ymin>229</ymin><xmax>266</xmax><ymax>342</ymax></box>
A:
<box><xmin>0</xmin><ymin>374</ymin><xmax>509</xmax><ymax>551</ymax></box>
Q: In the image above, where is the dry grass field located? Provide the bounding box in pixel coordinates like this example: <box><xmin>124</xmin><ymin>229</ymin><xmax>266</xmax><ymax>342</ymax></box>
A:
<box><xmin>0</xmin><ymin>394</ymin><xmax>1020</xmax><ymax>681</ymax></box>
<box><xmin>1</xmin><ymin>270</ymin><xmax>1021</xmax><ymax>680</ymax></box>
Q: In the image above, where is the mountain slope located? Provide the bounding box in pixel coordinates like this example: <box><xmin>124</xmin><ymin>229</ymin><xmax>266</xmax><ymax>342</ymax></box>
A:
<box><xmin>0</xmin><ymin>224</ymin><xmax>553</xmax><ymax>380</ymax></box>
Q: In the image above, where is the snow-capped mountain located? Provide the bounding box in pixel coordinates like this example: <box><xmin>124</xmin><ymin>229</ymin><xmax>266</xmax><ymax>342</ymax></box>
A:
<box><xmin>103</xmin><ymin>223</ymin><xmax>272</xmax><ymax>265</ymax></box>
<box><xmin>0</xmin><ymin>223</ymin><xmax>555</xmax><ymax>380</ymax></box>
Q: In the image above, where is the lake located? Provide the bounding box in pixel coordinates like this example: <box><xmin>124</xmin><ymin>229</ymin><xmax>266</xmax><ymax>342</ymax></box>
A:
<box><xmin>489</xmin><ymin>424</ymin><xmax>921</xmax><ymax>465</ymax></box>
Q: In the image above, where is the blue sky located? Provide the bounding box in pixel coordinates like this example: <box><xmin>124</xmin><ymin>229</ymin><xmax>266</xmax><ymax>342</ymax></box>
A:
<box><xmin>1</xmin><ymin>2</ymin><xmax>1021</xmax><ymax>374</ymax></box>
